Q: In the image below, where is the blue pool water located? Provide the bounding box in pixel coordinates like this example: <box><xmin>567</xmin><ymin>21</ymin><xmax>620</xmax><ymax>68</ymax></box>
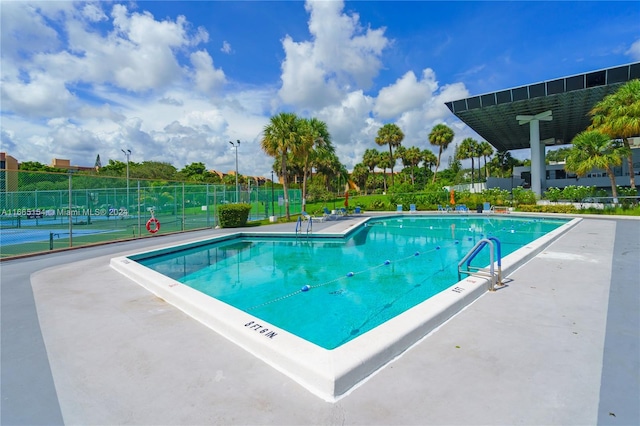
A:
<box><xmin>135</xmin><ymin>215</ymin><xmax>568</xmax><ymax>349</ymax></box>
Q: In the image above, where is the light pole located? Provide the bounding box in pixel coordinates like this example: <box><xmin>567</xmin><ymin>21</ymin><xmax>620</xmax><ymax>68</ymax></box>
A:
<box><xmin>229</xmin><ymin>140</ymin><xmax>240</xmax><ymax>203</ymax></box>
<box><xmin>121</xmin><ymin>149</ymin><xmax>131</xmax><ymax>209</ymax></box>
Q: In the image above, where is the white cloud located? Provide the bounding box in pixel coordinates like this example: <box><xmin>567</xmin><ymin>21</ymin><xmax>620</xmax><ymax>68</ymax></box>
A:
<box><xmin>374</xmin><ymin>69</ymin><xmax>438</xmax><ymax>119</ymax></box>
<box><xmin>626</xmin><ymin>38</ymin><xmax>640</xmax><ymax>60</ymax></box>
<box><xmin>278</xmin><ymin>0</ymin><xmax>390</xmax><ymax>110</ymax></box>
<box><xmin>0</xmin><ymin>1</ymin><xmax>476</xmax><ymax>178</ymax></box>
<box><xmin>316</xmin><ymin>90</ymin><xmax>376</xmax><ymax>167</ymax></box>
<box><xmin>1</xmin><ymin>72</ymin><xmax>76</xmax><ymax>117</ymax></box>
<box><xmin>81</xmin><ymin>3</ymin><xmax>107</xmax><ymax>22</ymax></box>
<box><xmin>279</xmin><ymin>35</ymin><xmax>342</xmax><ymax>110</ymax></box>
<box><xmin>190</xmin><ymin>50</ymin><xmax>226</xmax><ymax>94</ymax></box>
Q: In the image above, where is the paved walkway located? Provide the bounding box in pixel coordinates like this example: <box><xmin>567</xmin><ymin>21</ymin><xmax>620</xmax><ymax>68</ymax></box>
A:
<box><xmin>1</xmin><ymin>215</ymin><xmax>638</xmax><ymax>425</ymax></box>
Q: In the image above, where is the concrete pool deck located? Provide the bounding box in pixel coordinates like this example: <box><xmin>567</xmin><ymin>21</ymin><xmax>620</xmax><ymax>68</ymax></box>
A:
<box><xmin>2</xmin><ymin>213</ymin><xmax>639</xmax><ymax>425</ymax></box>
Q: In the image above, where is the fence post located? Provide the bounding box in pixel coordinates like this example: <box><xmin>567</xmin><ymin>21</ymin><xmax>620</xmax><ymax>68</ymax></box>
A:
<box><xmin>182</xmin><ymin>182</ymin><xmax>185</xmax><ymax>231</ymax></box>
<box><xmin>137</xmin><ymin>181</ymin><xmax>141</xmax><ymax>236</ymax></box>
<box><xmin>68</xmin><ymin>172</ymin><xmax>73</xmax><ymax>247</ymax></box>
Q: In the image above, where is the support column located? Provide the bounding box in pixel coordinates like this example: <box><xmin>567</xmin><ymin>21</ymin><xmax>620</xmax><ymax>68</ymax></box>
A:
<box><xmin>538</xmin><ymin>138</ymin><xmax>546</xmax><ymax>192</ymax></box>
<box><xmin>517</xmin><ymin>110</ymin><xmax>553</xmax><ymax>198</ymax></box>
<box><xmin>529</xmin><ymin>119</ymin><xmax>542</xmax><ymax>196</ymax></box>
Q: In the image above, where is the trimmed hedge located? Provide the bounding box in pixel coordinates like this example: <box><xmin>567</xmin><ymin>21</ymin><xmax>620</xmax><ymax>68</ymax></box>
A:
<box><xmin>218</xmin><ymin>203</ymin><xmax>252</xmax><ymax>228</ymax></box>
<box><xmin>516</xmin><ymin>204</ymin><xmax>578</xmax><ymax>214</ymax></box>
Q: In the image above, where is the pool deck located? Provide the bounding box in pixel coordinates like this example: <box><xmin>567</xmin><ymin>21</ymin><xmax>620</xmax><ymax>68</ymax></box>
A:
<box><xmin>1</xmin><ymin>213</ymin><xmax>639</xmax><ymax>425</ymax></box>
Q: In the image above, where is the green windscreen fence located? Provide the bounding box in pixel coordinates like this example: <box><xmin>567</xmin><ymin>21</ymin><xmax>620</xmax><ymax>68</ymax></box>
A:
<box><xmin>0</xmin><ymin>170</ymin><xmax>301</xmax><ymax>258</ymax></box>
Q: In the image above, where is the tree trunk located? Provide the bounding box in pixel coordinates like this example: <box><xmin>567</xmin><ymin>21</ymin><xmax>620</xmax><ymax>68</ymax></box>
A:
<box><xmin>281</xmin><ymin>153</ymin><xmax>290</xmax><ymax>220</ymax></box>
<box><xmin>606</xmin><ymin>167</ymin><xmax>619</xmax><ymax>199</ymax></box>
<box><xmin>623</xmin><ymin>138</ymin><xmax>636</xmax><ymax>189</ymax></box>
<box><xmin>388</xmin><ymin>145</ymin><xmax>394</xmax><ymax>187</ymax></box>
<box><xmin>432</xmin><ymin>149</ymin><xmax>443</xmax><ymax>183</ymax></box>
<box><xmin>301</xmin><ymin>160</ymin><xmax>309</xmax><ymax>212</ymax></box>
<box><xmin>382</xmin><ymin>169</ymin><xmax>387</xmax><ymax>192</ymax></box>
<box><xmin>471</xmin><ymin>157</ymin><xmax>475</xmax><ymax>187</ymax></box>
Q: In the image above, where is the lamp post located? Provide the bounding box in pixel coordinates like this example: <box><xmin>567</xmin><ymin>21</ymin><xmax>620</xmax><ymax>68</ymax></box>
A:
<box><xmin>229</xmin><ymin>140</ymin><xmax>240</xmax><ymax>203</ymax></box>
<box><xmin>121</xmin><ymin>149</ymin><xmax>131</xmax><ymax>209</ymax></box>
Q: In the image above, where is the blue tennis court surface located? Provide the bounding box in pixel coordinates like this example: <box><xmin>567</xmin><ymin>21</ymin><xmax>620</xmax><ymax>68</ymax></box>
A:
<box><xmin>0</xmin><ymin>229</ymin><xmax>116</xmax><ymax>246</ymax></box>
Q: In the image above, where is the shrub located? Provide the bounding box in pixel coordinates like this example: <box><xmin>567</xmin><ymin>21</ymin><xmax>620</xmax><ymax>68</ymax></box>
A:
<box><xmin>218</xmin><ymin>203</ymin><xmax>251</xmax><ymax>228</ymax></box>
<box><xmin>516</xmin><ymin>204</ymin><xmax>578</xmax><ymax>214</ymax></box>
<box><xmin>561</xmin><ymin>185</ymin><xmax>595</xmax><ymax>202</ymax></box>
<box><xmin>389</xmin><ymin>192</ymin><xmax>418</xmax><ymax>207</ymax></box>
<box><xmin>544</xmin><ymin>187</ymin><xmax>562</xmax><ymax>202</ymax></box>
<box><xmin>388</xmin><ymin>182</ymin><xmax>415</xmax><ymax>194</ymax></box>
<box><xmin>368</xmin><ymin>199</ymin><xmax>387</xmax><ymax>210</ymax></box>
<box><xmin>421</xmin><ymin>186</ymin><xmax>449</xmax><ymax>205</ymax></box>
<box><xmin>481</xmin><ymin>187</ymin><xmax>511</xmax><ymax>206</ymax></box>
<box><xmin>306</xmin><ymin>184</ymin><xmax>332</xmax><ymax>203</ymax></box>
<box><xmin>512</xmin><ymin>187</ymin><xmax>536</xmax><ymax>205</ymax></box>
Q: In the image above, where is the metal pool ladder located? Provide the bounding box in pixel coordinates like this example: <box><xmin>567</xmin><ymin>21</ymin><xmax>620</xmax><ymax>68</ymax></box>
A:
<box><xmin>295</xmin><ymin>216</ymin><xmax>312</xmax><ymax>237</ymax></box>
<box><xmin>458</xmin><ymin>237</ymin><xmax>503</xmax><ymax>291</ymax></box>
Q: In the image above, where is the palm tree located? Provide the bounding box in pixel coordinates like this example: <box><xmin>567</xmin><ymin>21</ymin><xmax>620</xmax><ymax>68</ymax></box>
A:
<box><xmin>351</xmin><ymin>163</ymin><xmax>369</xmax><ymax>194</ymax></box>
<box><xmin>428</xmin><ymin>123</ymin><xmax>455</xmax><ymax>183</ymax></box>
<box><xmin>421</xmin><ymin>149</ymin><xmax>438</xmax><ymax>173</ymax></box>
<box><xmin>403</xmin><ymin>146</ymin><xmax>422</xmax><ymax>185</ymax></box>
<box><xmin>479</xmin><ymin>141</ymin><xmax>494</xmax><ymax>179</ymax></box>
<box><xmin>362</xmin><ymin>148</ymin><xmax>380</xmax><ymax>175</ymax></box>
<box><xmin>565</xmin><ymin>130</ymin><xmax>630</xmax><ymax>199</ymax></box>
<box><xmin>589</xmin><ymin>79</ymin><xmax>640</xmax><ymax>190</ymax></box>
<box><xmin>296</xmin><ymin>117</ymin><xmax>331</xmax><ymax>210</ymax></box>
<box><xmin>457</xmin><ymin>138</ymin><xmax>479</xmax><ymax>185</ymax></box>
<box><xmin>375</xmin><ymin>123</ymin><xmax>404</xmax><ymax>187</ymax></box>
<box><xmin>495</xmin><ymin>150</ymin><xmax>514</xmax><ymax>178</ymax></box>
<box><xmin>315</xmin><ymin>152</ymin><xmax>343</xmax><ymax>192</ymax></box>
<box><xmin>378</xmin><ymin>151</ymin><xmax>392</xmax><ymax>193</ymax></box>
<box><xmin>261</xmin><ymin>112</ymin><xmax>299</xmax><ymax>219</ymax></box>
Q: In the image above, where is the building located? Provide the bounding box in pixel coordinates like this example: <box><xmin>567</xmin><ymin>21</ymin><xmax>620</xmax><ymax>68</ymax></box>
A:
<box><xmin>50</xmin><ymin>158</ymin><xmax>95</xmax><ymax>172</ymax></box>
<box><xmin>446</xmin><ymin>62</ymin><xmax>640</xmax><ymax>196</ymax></box>
<box><xmin>485</xmin><ymin>138</ymin><xmax>640</xmax><ymax>194</ymax></box>
<box><xmin>0</xmin><ymin>152</ymin><xmax>19</xmax><ymax>192</ymax></box>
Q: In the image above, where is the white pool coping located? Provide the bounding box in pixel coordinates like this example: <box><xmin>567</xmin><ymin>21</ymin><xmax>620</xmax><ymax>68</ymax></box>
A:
<box><xmin>110</xmin><ymin>216</ymin><xmax>581</xmax><ymax>401</ymax></box>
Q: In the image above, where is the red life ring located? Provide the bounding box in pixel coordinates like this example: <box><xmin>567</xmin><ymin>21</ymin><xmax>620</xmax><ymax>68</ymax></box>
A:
<box><xmin>146</xmin><ymin>218</ymin><xmax>160</xmax><ymax>234</ymax></box>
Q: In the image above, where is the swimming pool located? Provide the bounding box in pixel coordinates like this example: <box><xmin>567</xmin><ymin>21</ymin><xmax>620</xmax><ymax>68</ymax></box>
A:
<box><xmin>111</xmin><ymin>214</ymin><xmax>580</xmax><ymax>400</ymax></box>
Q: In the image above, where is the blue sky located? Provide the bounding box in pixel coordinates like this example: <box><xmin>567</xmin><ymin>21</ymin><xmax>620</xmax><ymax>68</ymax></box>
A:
<box><xmin>1</xmin><ymin>1</ymin><xmax>639</xmax><ymax>177</ymax></box>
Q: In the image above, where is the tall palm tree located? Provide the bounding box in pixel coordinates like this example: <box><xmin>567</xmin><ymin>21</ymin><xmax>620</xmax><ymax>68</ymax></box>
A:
<box><xmin>375</xmin><ymin>123</ymin><xmax>405</xmax><ymax>187</ymax></box>
<box><xmin>565</xmin><ymin>130</ymin><xmax>630</xmax><ymax>199</ymax></box>
<box><xmin>296</xmin><ymin>117</ymin><xmax>331</xmax><ymax>210</ymax></box>
<box><xmin>378</xmin><ymin>151</ymin><xmax>392</xmax><ymax>193</ymax></box>
<box><xmin>394</xmin><ymin>146</ymin><xmax>407</xmax><ymax>184</ymax></box>
<box><xmin>403</xmin><ymin>146</ymin><xmax>422</xmax><ymax>185</ymax></box>
<box><xmin>351</xmin><ymin>163</ymin><xmax>369</xmax><ymax>194</ymax></box>
<box><xmin>421</xmin><ymin>149</ymin><xmax>438</xmax><ymax>173</ymax></box>
<box><xmin>261</xmin><ymin>112</ymin><xmax>299</xmax><ymax>219</ymax></box>
<box><xmin>428</xmin><ymin>123</ymin><xmax>455</xmax><ymax>183</ymax></box>
<box><xmin>362</xmin><ymin>148</ymin><xmax>380</xmax><ymax>175</ymax></box>
<box><xmin>315</xmin><ymin>152</ymin><xmax>343</xmax><ymax>192</ymax></box>
<box><xmin>479</xmin><ymin>141</ymin><xmax>494</xmax><ymax>179</ymax></box>
<box><xmin>495</xmin><ymin>150</ymin><xmax>514</xmax><ymax>178</ymax></box>
<box><xmin>589</xmin><ymin>79</ymin><xmax>640</xmax><ymax>190</ymax></box>
<box><xmin>457</xmin><ymin>137</ymin><xmax>479</xmax><ymax>185</ymax></box>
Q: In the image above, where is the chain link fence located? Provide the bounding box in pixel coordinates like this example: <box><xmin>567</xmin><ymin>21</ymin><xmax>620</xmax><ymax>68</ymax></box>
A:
<box><xmin>0</xmin><ymin>170</ymin><xmax>301</xmax><ymax>258</ymax></box>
